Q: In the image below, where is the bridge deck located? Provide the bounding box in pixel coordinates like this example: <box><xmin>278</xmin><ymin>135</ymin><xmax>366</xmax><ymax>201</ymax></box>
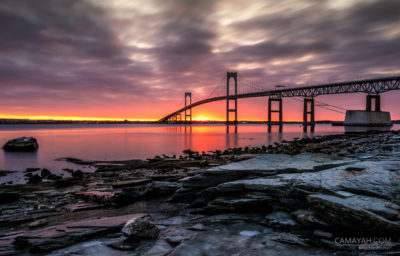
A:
<box><xmin>160</xmin><ymin>76</ymin><xmax>400</xmax><ymax>122</ymax></box>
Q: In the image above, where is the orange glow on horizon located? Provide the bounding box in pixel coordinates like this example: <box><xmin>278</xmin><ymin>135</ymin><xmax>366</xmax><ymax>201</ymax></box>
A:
<box><xmin>1</xmin><ymin>95</ymin><xmax>364</xmax><ymax>123</ymax></box>
<box><xmin>0</xmin><ymin>114</ymin><xmax>157</xmax><ymax>122</ymax></box>
<box><xmin>0</xmin><ymin>113</ymin><xmax>339</xmax><ymax>122</ymax></box>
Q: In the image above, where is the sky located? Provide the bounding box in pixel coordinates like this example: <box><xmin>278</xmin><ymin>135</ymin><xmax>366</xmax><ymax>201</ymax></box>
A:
<box><xmin>0</xmin><ymin>0</ymin><xmax>399</xmax><ymax>121</ymax></box>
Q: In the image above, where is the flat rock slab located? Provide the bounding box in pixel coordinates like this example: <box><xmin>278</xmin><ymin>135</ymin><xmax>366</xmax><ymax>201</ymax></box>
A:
<box><xmin>168</xmin><ymin>222</ymin><xmax>333</xmax><ymax>256</ymax></box>
<box><xmin>307</xmin><ymin>193</ymin><xmax>400</xmax><ymax>235</ymax></box>
<box><xmin>67</xmin><ymin>214</ymin><xmax>145</xmax><ymax>228</ymax></box>
<box><xmin>182</xmin><ymin>154</ymin><xmax>355</xmax><ymax>190</ymax></box>
<box><xmin>0</xmin><ymin>230</ymin><xmax>27</xmax><ymax>256</ymax></box>
<box><xmin>201</xmin><ymin>193</ymin><xmax>274</xmax><ymax>214</ymax></box>
<box><xmin>281</xmin><ymin>160</ymin><xmax>400</xmax><ymax>201</ymax></box>
<box><xmin>209</xmin><ymin>153</ymin><xmax>354</xmax><ymax>172</ymax></box>
<box><xmin>47</xmin><ymin>239</ymin><xmax>135</xmax><ymax>256</ymax></box>
<box><xmin>14</xmin><ymin>213</ymin><xmax>144</xmax><ymax>253</ymax></box>
<box><xmin>75</xmin><ymin>189</ymin><xmax>115</xmax><ymax>204</ymax></box>
<box><xmin>216</xmin><ymin>178</ymin><xmax>290</xmax><ymax>195</ymax></box>
<box><xmin>64</xmin><ymin>203</ymin><xmax>104</xmax><ymax>212</ymax></box>
<box><xmin>112</xmin><ymin>179</ymin><xmax>151</xmax><ymax>188</ymax></box>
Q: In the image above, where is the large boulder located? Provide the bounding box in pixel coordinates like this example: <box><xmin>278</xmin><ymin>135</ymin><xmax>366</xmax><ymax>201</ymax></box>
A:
<box><xmin>3</xmin><ymin>137</ymin><xmax>39</xmax><ymax>152</ymax></box>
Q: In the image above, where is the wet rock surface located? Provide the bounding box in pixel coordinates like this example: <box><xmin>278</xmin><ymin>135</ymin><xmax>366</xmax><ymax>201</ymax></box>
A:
<box><xmin>2</xmin><ymin>137</ymin><xmax>39</xmax><ymax>152</ymax></box>
<box><xmin>13</xmin><ymin>213</ymin><xmax>144</xmax><ymax>253</ymax></box>
<box><xmin>1</xmin><ymin>130</ymin><xmax>400</xmax><ymax>255</ymax></box>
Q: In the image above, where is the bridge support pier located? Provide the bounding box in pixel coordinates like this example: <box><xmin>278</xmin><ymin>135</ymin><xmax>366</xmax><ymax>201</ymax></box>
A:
<box><xmin>366</xmin><ymin>94</ymin><xmax>380</xmax><ymax>112</ymax></box>
<box><xmin>344</xmin><ymin>93</ymin><xmax>392</xmax><ymax>130</ymax></box>
<box><xmin>268</xmin><ymin>96</ymin><xmax>283</xmax><ymax>132</ymax></box>
<box><xmin>226</xmin><ymin>72</ymin><xmax>238</xmax><ymax>125</ymax></box>
<box><xmin>185</xmin><ymin>92</ymin><xmax>192</xmax><ymax>124</ymax></box>
<box><xmin>303</xmin><ymin>98</ymin><xmax>315</xmax><ymax>132</ymax></box>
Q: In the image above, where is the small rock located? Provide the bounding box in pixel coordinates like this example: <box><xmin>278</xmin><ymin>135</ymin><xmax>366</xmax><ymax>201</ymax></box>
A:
<box><xmin>239</xmin><ymin>230</ymin><xmax>260</xmax><ymax>237</ymax></box>
<box><xmin>265</xmin><ymin>211</ymin><xmax>298</xmax><ymax>230</ymax></box>
<box><xmin>292</xmin><ymin>209</ymin><xmax>328</xmax><ymax>227</ymax></box>
<box><xmin>189</xmin><ymin>223</ymin><xmax>206</xmax><ymax>231</ymax></box>
<box><xmin>313</xmin><ymin>229</ymin><xmax>333</xmax><ymax>239</ymax></box>
<box><xmin>40</xmin><ymin>168</ymin><xmax>51</xmax><ymax>178</ymax></box>
<box><xmin>269</xmin><ymin>233</ymin><xmax>308</xmax><ymax>246</ymax></box>
<box><xmin>164</xmin><ymin>229</ymin><xmax>195</xmax><ymax>245</ymax></box>
<box><xmin>71</xmin><ymin>170</ymin><xmax>84</xmax><ymax>178</ymax></box>
<box><xmin>25</xmin><ymin>168</ymin><xmax>40</xmax><ymax>172</ymax></box>
<box><xmin>106</xmin><ymin>238</ymin><xmax>138</xmax><ymax>251</ymax></box>
<box><xmin>54</xmin><ymin>178</ymin><xmax>75</xmax><ymax>187</ymax></box>
<box><xmin>0</xmin><ymin>170</ymin><xmax>14</xmax><ymax>177</ymax></box>
<box><xmin>122</xmin><ymin>216</ymin><xmax>160</xmax><ymax>239</ymax></box>
<box><xmin>199</xmin><ymin>160</ymin><xmax>209</xmax><ymax>167</ymax></box>
<box><xmin>27</xmin><ymin>174</ymin><xmax>42</xmax><ymax>184</ymax></box>
<box><xmin>47</xmin><ymin>174</ymin><xmax>62</xmax><ymax>180</ymax></box>
<box><xmin>112</xmin><ymin>183</ymin><xmax>153</xmax><ymax>207</ymax></box>
<box><xmin>28</xmin><ymin>219</ymin><xmax>48</xmax><ymax>228</ymax></box>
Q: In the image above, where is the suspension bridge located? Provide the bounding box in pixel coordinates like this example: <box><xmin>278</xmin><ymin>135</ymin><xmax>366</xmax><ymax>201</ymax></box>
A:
<box><xmin>159</xmin><ymin>72</ymin><xmax>400</xmax><ymax>130</ymax></box>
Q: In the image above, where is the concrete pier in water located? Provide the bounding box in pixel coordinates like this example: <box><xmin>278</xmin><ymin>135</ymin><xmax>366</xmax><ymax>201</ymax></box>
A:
<box><xmin>344</xmin><ymin>94</ymin><xmax>392</xmax><ymax>132</ymax></box>
<box><xmin>344</xmin><ymin>110</ymin><xmax>392</xmax><ymax>126</ymax></box>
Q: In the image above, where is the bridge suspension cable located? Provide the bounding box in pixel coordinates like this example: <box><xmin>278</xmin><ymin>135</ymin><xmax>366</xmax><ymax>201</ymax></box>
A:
<box><xmin>236</xmin><ymin>75</ymin><xmax>275</xmax><ymax>95</ymax></box>
<box><xmin>204</xmin><ymin>74</ymin><xmax>226</xmax><ymax>99</ymax></box>
<box><xmin>314</xmin><ymin>99</ymin><xmax>347</xmax><ymax>111</ymax></box>
<box><xmin>289</xmin><ymin>97</ymin><xmax>345</xmax><ymax>114</ymax></box>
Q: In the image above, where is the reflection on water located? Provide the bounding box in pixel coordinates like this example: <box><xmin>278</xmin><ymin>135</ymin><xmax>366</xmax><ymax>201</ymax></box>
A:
<box><xmin>226</xmin><ymin>125</ymin><xmax>238</xmax><ymax>149</ymax></box>
<box><xmin>0</xmin><ymin>123</ymin><xmax>398</xmax><ymax>172</ymax></box>
<box><xmin>3</xmin><ymin>150</ymin><xmax>38</xmax><ymax>168</ymax></box>
<box><xmin>344</xmin><ymin>126</ymin><xmax>392</xmax><ymax>133</ymax></box>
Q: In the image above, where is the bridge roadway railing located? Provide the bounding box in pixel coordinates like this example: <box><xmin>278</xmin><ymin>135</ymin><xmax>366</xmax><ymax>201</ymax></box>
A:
<box><xmin>159</xmin><ymin>76</ymin><xmax>400</xmax><ymax>122</ymax></box>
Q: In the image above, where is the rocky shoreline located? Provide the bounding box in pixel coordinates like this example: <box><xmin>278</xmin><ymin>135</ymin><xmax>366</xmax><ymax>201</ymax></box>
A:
<box><xmin>1</xmin><ymin>130</ymin><xmax>400</xmax><ymax>255</ymax></box>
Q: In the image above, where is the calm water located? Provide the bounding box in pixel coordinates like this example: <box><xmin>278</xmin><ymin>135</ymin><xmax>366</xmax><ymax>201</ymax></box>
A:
<box><xmin>0</xmin><ymin>123</ymin><xmax>398</xmax><ymax>175</ymax></box>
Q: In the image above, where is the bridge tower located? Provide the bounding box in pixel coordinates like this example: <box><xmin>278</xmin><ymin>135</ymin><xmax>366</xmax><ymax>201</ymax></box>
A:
<box><xmin>366</xmin><ymin>94</ymin><xmax>380</xmax><ymax>112</ymax></box>
<box><xmin>184</xmin><ymin>92</ymin><xmax>192</xmax><ymax>123</ymax></box>
<box><xmin>226</xmin><ymin>72</ymin><xmax>238</xmax><ymax>125</ymax></box>
<box><xmin>268</xmin><ymin>95</ymin><xmax>283</xmax><ymax>132</ymax></box>
<box><xmin>303</xmin><ymin>98</ymin><xmax>315</xmax><ymax>132</ymax></box>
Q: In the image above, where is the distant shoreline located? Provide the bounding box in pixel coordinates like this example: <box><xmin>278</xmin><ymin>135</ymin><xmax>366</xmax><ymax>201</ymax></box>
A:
<box><xmin>1</xmin><ymin>119</ymin><xmax>400</xmax><ymax>125</ymax></box>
